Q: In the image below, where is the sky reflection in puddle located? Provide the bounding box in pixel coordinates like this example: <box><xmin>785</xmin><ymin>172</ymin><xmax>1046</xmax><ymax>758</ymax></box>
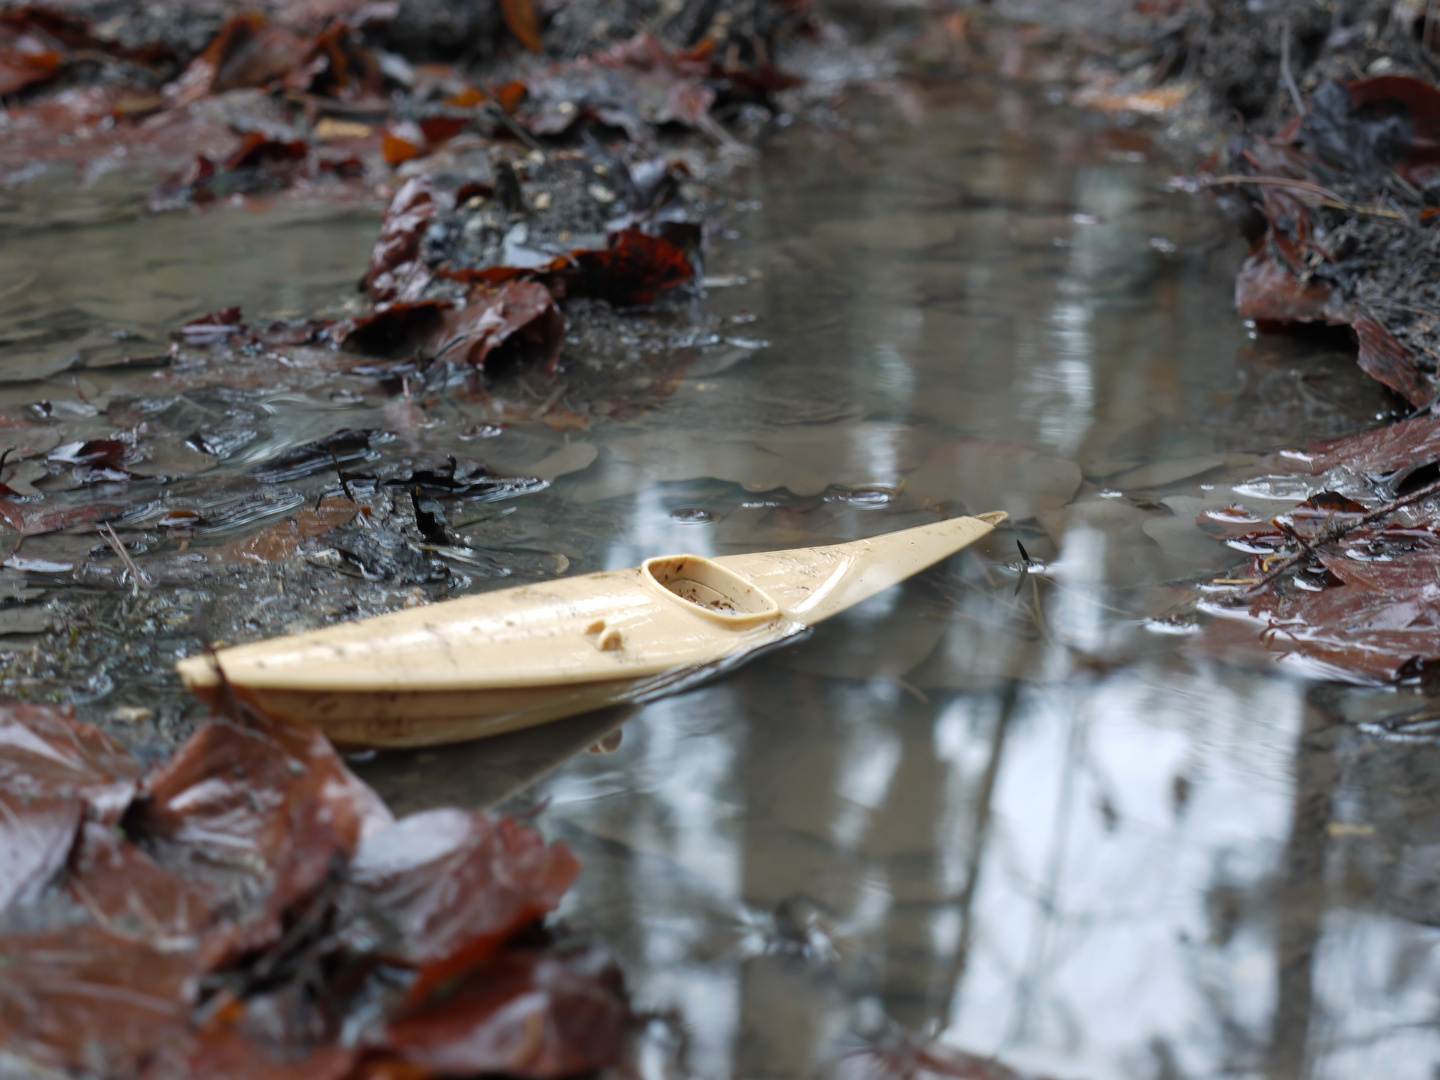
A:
<box><xmin>481</xmin><ymin>83</ymin><xmax>1438</xmax><ymax>1078</ymax></box>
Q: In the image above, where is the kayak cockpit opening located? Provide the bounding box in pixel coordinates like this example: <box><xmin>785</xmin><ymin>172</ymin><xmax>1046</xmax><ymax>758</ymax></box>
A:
<box><xmin>641</xmin><ymin>555</ymin><xmax>781</xmax><ymax>629</ymax></box>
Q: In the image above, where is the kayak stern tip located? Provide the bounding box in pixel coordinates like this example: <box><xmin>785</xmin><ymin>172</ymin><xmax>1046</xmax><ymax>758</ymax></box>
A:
<box><xmin>176</xmin><ymin>653</ymin><xmax>221</xmax><ymax>691</ymax></box>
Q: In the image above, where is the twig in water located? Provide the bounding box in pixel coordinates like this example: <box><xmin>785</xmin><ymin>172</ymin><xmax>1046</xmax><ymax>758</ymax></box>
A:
<box><xmin>101</xmin><ymin>522</ymin><xmax>148</xmax><ymax>595</ymax></box>
<box><xmin>330</xmin><ymin>447</ymin><xmax>357</xmax><ymax>502</ymax></box>
<box><xmin>1240</xmin><ymin>473</ymin><xmax>1440</xmax><ymax>596</ymax></box>
<box><xmin>1280</xmin><ymin>22</ymin><xmax>1306</xmax><ymax>119</ymax></box>
<box><xmin>1196</xmin><ymin>174</ymin><xmax>1403</xmax><ymax>219</ymax></box>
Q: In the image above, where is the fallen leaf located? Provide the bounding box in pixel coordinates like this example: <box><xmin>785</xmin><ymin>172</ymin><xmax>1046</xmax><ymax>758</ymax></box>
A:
<box><xmin>0</xmin><ymin>28</ymin><xmax>62</xmax><ymax>97</ymax></box>
<box><xmin>366</xmin><ymin>176</ymin><xmax>450</xmax><ymax>303</ymax></box>
<box><xmin>67</xmin><ymin>821</ymin><xmax>215</xmax><ymax>947</ymax></box>
<box><xmin>1354</xmin><ymin>315</ymin><xmax>1434</xmax><ymax>409</ymax></box>
<box><xmin>1234</xmin><ymin>248</ymin><xmax>1335</xmax><ymax>325</ymax></box>
<box><xmin>0</xmin><ymin>925</ymin><xmax>195</xmax><ymax>1078</ymax></box>
<box><xmin>130</xmin><ymin>708</ymin><xmax>393</xmax><ymax>968</ymax></box>
<box><xmin>501</xmin><ymin>0</ymin><xmax>544</xmax><ymax>53</ymax></box>
<box><xmin>441</xmin><ymin>282</ymin><xmax>565</xmax><ymax>370</ymax></box>
<box><xmin>0</xmin><ymin>701</ymin><xmax>140</xmax><ymax>822</ymax></box>
<box><xmin>0</xmin><ymin>791</ymin><xmax>82</xmax><ymax>912</ymax></box>
<box><xmin>228</xmin><ymin>498</ymin><xmax>362</xmax><ymax>564</ymax></box>
<box><xmin>340</xmin><ymin>808</ymin><xmax>579</xmax><ymax>998</ymax></box>
<box><xmin>382</xmin><ymin>948</ymin><xmax>628</xmax><ymax>1077</ymax></box>
<box><xmin>167</xmin><ymin>15</ymin><xmax>307</xmax><ymax>108</ymax></box>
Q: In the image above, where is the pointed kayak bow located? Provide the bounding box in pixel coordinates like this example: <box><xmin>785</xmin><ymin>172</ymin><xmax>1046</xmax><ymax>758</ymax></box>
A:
<box><xmin>712</xmin><ymin>510</ymin><xmax>1006</xmax><ymax>625</ymax></box>
<box><xmin>177</xmin><ymin>511</ymin><xmax>1005</xmax><ymax>748</ymax></box>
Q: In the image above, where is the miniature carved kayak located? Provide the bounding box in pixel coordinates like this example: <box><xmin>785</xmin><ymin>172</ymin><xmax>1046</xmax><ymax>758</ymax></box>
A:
<box><xmin>177</xmin><ymin>512</ymin><xmax>1005</xmax><ymax>748</ymax></box>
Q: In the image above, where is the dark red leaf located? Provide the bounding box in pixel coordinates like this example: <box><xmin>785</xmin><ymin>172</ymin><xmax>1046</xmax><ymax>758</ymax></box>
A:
<box><xmin>49</xmin><ymin>437</ymin><xmax>134</xmax><ymax>468</ymax></box>
<box><xmin>381</xmin><ymin>948</ymin><xmax>628</xmax><ymax>1077</ymax></box>
<box><xmin>441</xmin><ymin>282</ymin><xmax>565</xmax><ymax>371</ymax></box>
<box><xmin>339</xmin><ymin>808</ymin><xmax>579</xmax><ymax>997</ymax></box>
<box><xmin>68</xmin><ymin>821</ymin><xmax>215</xmax><ymax>947</ymax></box>
<box><xmin>1342</xmin><ymin>76</ymin><xmax>1440</xmax><ymax>184</ymax></box>
<box><xmin>0</xmin><ymin>499</ymin><xmax>126</xmax><ymax>538</ymax></box>
<box><xmin>1354</xmin><ymin>315</ymin><xmax>1434</xmax><ymax>409</ymax></box>
<box><xmin>0</xmin><ymin>791</ymin><xmax>82</xmax><ymax>911</ymax></box>
<box><xmin>555</xmin><ymin>228</ymin><xmax>694</xmax><ymax>306</ymax></box>
<box><xmin>339</xmin><ymin>300</ymin><xmax>451</xmax><ymax>358</ymax></box>
<box><xmin>365</xmin><ymin>177</ymin><xmax>450</xmax><ymax>303</ymax></box>
<box><xmin>0</xmin><ymin>924</ymin><xmax>194</xmax><ymax>1078</ymax></box>
<box><xmin>129</xmin><ymin>712</ymin><xmax>392</xmax><ymax>968</ymax></box>
<box><xmin>168</xmin><ymin>15</ymin><xmax>307</xmax><ymax>107</ymax></box>
<box><xmin>1291</xmin><ymin>411</ymin><xmax>1440</xmax><ymax>476</ymax></box>
<box><xmin>284</xmin><ymin>21</ymin><xmax>384</xmax><ymax>102</ymax></box>
<box><xmin>177</xmin><ymin>307</ymin><xmax>246</xmax><ymax>344</ymax></box>
<box><xmin>0</xmin><ymin>701</ymin><xmax>141</xmax><ymax>822</ymax></box>
<box><xmin>225</xmin><ymin>133</ymin><xmax>309</xmax><ymax>171</ymax></box>
<box><xmin>417</xmin><ymin>115</ymin><xmax>467</xmax><ymax>145</ymax></box>
<box><xmin>150</xmin><ymin>1029</ymin><xmax>357</xmax><ymax>1080</ymax></box>
<box><xmin>1234</xmin><ymin>247</ymin><xmax>1334</xmax><ymax>325</ymax></box>
<box><xmin>0</xmin><ymin>33</ymin><xmax>62</xmax><ymax>97</ymax></box>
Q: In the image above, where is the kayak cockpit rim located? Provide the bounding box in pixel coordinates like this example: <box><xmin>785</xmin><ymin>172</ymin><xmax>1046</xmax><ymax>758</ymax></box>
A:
<box><xmin>640</xmin><ymin>553</ymin><xmax>782</xmax><ymax>629</ymax></box>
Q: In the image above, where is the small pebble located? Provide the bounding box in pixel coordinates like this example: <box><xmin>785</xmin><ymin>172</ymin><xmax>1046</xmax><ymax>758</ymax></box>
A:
<box><xmin>113</xmin><ymin>706</ymin><xmax>153</xmax><ymax>723</ymax></box>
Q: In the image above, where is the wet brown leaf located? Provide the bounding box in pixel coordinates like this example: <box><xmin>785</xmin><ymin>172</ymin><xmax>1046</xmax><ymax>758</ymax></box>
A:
<box><xmin>0</xmin><ymin>924</ymin><xmax>195</xmax><ymax>1078</ymax></box>
<box><xmin>228</xmin><ymin>498</ymin><xmax>362</xmax><ymax>564</ymax></box>
<box><xmin>225</xmin><ymin>134</ymin><xmax>310</xmax><ymax>171</ymax></box>
<box><xmin>340</xmin><ymin>808</ymin><xmax>579</xmax><ymax>998</ymax></box>
<box><xmin>0</xmin><ymin>27</ymin><xmax>62</xmax><ymax>97</ymax></box>
<box><xmin>150</xmin><ymin>1029</ymin><xmax>358</xmax><ymax>1080</ymax></box>
<box><xmin>340</xmin><ymin>300</ymin><xmax>451</xmax><ymax>358</ymax></box>
<box><xmin>442</xmin><ymin>282</ymin><xmax>565</xmax><ymax>370</ymax></box>
<box><xmin>130</xmin><ymin>708</ymin><xmax>393</xmax><ymax>968</ymax></box>
<box><xmin>1354</xmin><ymin>315</ymin><xmax>1434</xmax><ymax>409</ymax></box>
<box><xmin>442</xmin><ymin>228</ymin><xmax>695</xmax><ymax>307</ymax></box>
<box><xmin>68</xmin><ymin>820</ymin><xmax>216</xmax><ymax>947</ymax></box>
<box><xmin>501</xmin><ymin>0</ymin><xmax>544</xmax><ymax>53</ymax></box>
<box><xmin>366</xmin><ymin>177</ymin><xmax>449</xmax><ymax>303</ymax></box>
<box><xmin>0</xmin><ymin>703</ymin><xmax>627</xmax><ymax>1079</ymax></box>
<box><xmin>167</xmin><ymin>15</ymin><xmax>307</xmax><ymax>107</ymax></box>
<box><xmin>0</xmin><ymin>701</ymin><xmax>141</xmax><ymax>821</ymax></box>
<box><xmin>0</xmin><ymin>499</ymin><xmax>126</xmax><ymax>538</ymax></box>
<box><xmin>1234</xmin><ymin>247</ymin><xmax>1334</xmax><ymax>325</ymax></box>
<box><xmin>381</xmin><ymin>948</ymin><xmax>628</xmax><ymax>1077</ymax></box>
<box><xmin>1286</xmin><ymin>411</ymin><xmax>1440</xmax><ymax>478</ymax></box>
<box><xmin>555</xmin><ymin>228</ymin><xmax>694</xmax><ymax>306</ymax></box>
<box><xmin>0</xmin><ymin>790</ymin><xmax>82</xmax><ymax>911</ymax></box>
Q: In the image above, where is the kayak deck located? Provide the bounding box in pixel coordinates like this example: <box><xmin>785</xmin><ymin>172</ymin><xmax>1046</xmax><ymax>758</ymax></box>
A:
<box><xmin>177</xmin><ymin>512</ymin><xmax>1005</xmax><ymax>746</ymax></box>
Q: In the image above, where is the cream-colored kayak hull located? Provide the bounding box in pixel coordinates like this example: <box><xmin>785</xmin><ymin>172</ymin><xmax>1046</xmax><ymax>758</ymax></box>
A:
<box><xmin>179</xmin><ymin>512</ymin><xmax>1003</xmax><ymax>747</ymax></box>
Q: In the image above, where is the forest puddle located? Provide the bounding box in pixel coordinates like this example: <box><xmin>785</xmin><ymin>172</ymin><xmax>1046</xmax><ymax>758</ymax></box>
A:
<box><xmin>3</xmin><ymin>73</ymin><xmax>1435</xmax><ymax>1077</ymax></box>
<box><xmin>363</xmin><ymin>85</ymin><xmax>1438</xmax><ymax>1079</ymax></box>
